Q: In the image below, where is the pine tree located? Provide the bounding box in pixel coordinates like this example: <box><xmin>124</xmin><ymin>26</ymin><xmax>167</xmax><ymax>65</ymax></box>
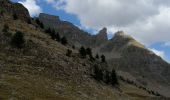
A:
<box><xmin>72</xmin><ymin>45</ymin><xmax>75</xmax><ymax>49</ymax></box>
<box><xmin>111</xmin><ymin>69</ymin><xmax>118</xmax><ymax>86</ymax></box>
<box><xmin>45</xmin><ymin>28</ymin><xmax>52</xmax><ymax>34</ymax></box>
<box><xmin>2</xmin><ymin>24</ymin><xmax>11</xmax><ymax>37</ymax></box>
<box><xmin>50</xmin><ymin>29</ymin><xmax>56</xmax><ymax>40</ymax></box>
<box><xmin>104</xmin><ymin>70</ymin><xmax>111</xmax><ymax>84</ymax></box>
<box><xmin>40</xmin><ymin>22</ymin><xmax>44</xmax><ymax>29</ymax></box>
<box><xmin>86</xmin><ymin>48</ymin><xmax>92</xmax><ymax>56</ymax></box>
<box><xmin>93</xmin><ymin>65</ymin><xmax>103</xmax><ymax>81</ymax></box>
<box><xmin>11</xmin><ymin>31</ymin><xmax>25</xmax><ymax>48</ymax></box>
<box><xmin>36</xmin><ymin>19</ymin><xmax>44</xmax><ymax>28</ymax></box>
<box><xmin>27</xmin><ymin>19</ymin><xmax>31</xmax><ymax>24</ymax></box>
<box><xmin>79</xmin><ymin>46</ymin><xmax>86</xmax><ymax>58</ymax></box>
<box><xmin>13</xmin><ymin>13</ymin><xmax>18</xmax><ymax>20</ymax></box>
<box><xmin>2</xmin><ymin>24</ymin><xmax>9</xmax><ymax>33</ymax></box>
<box><xmin>61</xmin><ymin>36</ymin><xmax>68</xmax><ymax>45</ymax></box>
<box><xmin>55</xmin><ymin>32</ymin><xmax>61</xmax><ymax>42</ymax></box>
<box><xmin>66</xmin><ymin>49</ymin><xmax>72</xmax><ymax>57</ymax></box>
<box><xmin>95</xmin><ymin>54</ymin><xmax>99</xmax><ymax>59</ymax></box>
<box><xmin>101</xmin><ymin>55</ymin><xmax>106</xmax><ymax>62</ymax></box>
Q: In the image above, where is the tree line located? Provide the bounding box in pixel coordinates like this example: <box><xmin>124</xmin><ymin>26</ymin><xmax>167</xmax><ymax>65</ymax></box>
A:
<box><xmin>93</xmin><ymin>64</ymin><xmax>118</xmax><ymax>86</ymax></box>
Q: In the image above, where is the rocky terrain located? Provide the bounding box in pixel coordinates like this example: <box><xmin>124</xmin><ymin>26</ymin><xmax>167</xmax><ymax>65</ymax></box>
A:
<box><xmin>0</xmin><ymin>0</ymin><xmax>169</xmax><ymax>100</ymax></box>
<box><xmin>95</xmin><ymin>31</ymin><xmax>170</xmax><ymax>97</ymax></box>
<box><xmin>39</xmin><ymin>13</ymin><xmax>170</xmax><ymax>97</ymax></box>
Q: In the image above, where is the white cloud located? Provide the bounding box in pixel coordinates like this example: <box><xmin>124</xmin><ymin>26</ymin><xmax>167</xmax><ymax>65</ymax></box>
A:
<box><xmin>47</xmin><ymin>0</ymin><xmax>170</xmax><ymax>46</ymax></box>
<box><xmin>19</xmin><ymin>0</ymin><xmax>42</xmax><ymax>16</ymax></box>
<box><xmin>125</xmin><ymin>7</ymin><xmax>170</xmax><ymax>45</ymax></box>
<box><xmin>149</xmin><ymin>48</ymin><xmax>165</xmax><ymax>58</ymax></box>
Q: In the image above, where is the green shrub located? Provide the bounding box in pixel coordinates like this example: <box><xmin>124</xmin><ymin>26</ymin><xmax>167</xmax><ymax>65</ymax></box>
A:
<box><xmin>45</xmin><ymin>28</ymin><xmax>52</xmax><ymax>34</ymax></box>
<box><xmin>104</xmin><ymin>70</ymin><xmax>111</xmax><ymax>84</ymax></box>
<box><xmin>61</xmin><ymin>36</ymin><xmax>68</xmax><ymax>45</ymax></box>
<box><xmin>2</xmin><ymin>24</ymin><xmax>9</xmax><ymax>33</ymax></box>
<box><xmin>11</xmin><ymin>31</ymin><xmax>25</xmax><ymax>48</ymax></box>
<box><xmin>95</xmin><ymin>54</ymin><xmax>99</xmax><ymax>59</ymax></box>
<box><xmin>93</xmin><ymin>65</ymin><xmax>103</xmax><ymax>81</ymax></box>
<box><xmin>50</xmin><ymin>29</ymin><xmax>56</xmax><ymax>40</ymax></box>
<box><xmin>66</xmin><ymin>49</ymin><xmax>72</xmax><ymax>57</ymax></box>
<box><xmin>55</xmin><ymin>32</ymin><xmax>61</xmax><ymax>42</ymax></box>
<box><xmin>2</xmin><ymin>24</ymin><xmax>12</xmax><ymax>37</ymax></box>
<box><xmin>13</xmin><ymin>13</ymin><xmax>18</xmax><ymax>20</ymax></box>
<box><xmin>36</xmin><ymin>19</ymin><xmax>44</xmax><ymax>28</ymax></box>
<box><xmin>79</xmin><ymin>46</ymin><xmax>86</xmax><ymax>58</ymax></box>
<box><xmin>86</xmin><ymin>48</ymin><xmax>92</xmax><ymax>56</ymax></box>
<box><xmin>27</xmin><ymin>19</ymin><xmax>31</xmax><ymax>24</ymax></box>
<box><xmin>72</xmin><ymin>45</ymin><xmax>75</xmax><ymax>49</ymax></box>
<box><xmin>101</xmin><ymin>55</ymin><xmax>106</xmax><ymax>62</ymax></box>
<box><xmin>111</xmin><ymin>69</ymin><xmax>118</xmax><ymax>86</ymax></box>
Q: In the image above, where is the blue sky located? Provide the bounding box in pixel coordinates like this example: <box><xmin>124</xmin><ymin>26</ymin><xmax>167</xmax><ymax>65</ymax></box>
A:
<box><xmin>11</xmin><ymin>0</ymin><xmax>170</xmax><ymax>63</ymax></box>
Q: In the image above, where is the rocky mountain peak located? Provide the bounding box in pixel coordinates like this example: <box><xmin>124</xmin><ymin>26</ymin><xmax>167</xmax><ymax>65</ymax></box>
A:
<box><xmin>114</xmin><ymin>31</ymin><xmax>125</xmax><ymax>36</ymax></box>
<box><xmin>96</xmin><ymin>27</ymin><xmax>108</xmax><ymax>40</ymax></box>
<box><xmin>39</xmin><ymin>13</ymin><xmax>60</xmax><ymax>22</ymax></box>
<box><xmin>0</xmin><ymin>0</ymin><xmax>30</xmax><ymax>21</ymax></box>
<box><xmin>111</xmin><ymin>31</ymin><xmax>145</xmax><ymax>48</ymax></box>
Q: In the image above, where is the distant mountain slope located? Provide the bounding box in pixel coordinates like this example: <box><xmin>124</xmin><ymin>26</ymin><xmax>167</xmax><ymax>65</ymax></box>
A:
<box><xmin>38</xmin><ymin>13</ymin><xmax>170</xmax><ymax>97</ymax></box>
<box><xmin>0</xmin><ymin>0</ymin><xmax>30</xmax><ymax>21</ymax></box>
<box><xmin>0</xmin><ymin>0</ymin><xmax>169</xmax><ymax>99</ymax></box>
<box><xmin>94</xmin><ymin>31</ymin><xmax>170</xmax><ymax>97</ymax></box>
<box><xmin>39</xmin><ymin>13</ymin><xmax>108</xmax><ymax>47</ymax></box>
<box><xmin>0</xmin><ymin>11</ymin><xmax>162</xmax><ymax>100</ymax></box>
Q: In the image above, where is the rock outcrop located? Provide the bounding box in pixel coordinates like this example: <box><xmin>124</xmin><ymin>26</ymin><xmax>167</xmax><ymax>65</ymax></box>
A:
<box><xmin>0</xmin><ymin>2</ymin><xmax>170</xmax><ymax>99</ymax></box>
<box><xmin>93</xmin><ymin>27</ymin><xmax>108</xmax><ymax>46</ymax></box>
<box><xmin>95</xmin><ymin>31</ymin><xmax>170</xmax><ymax>97</ymax></box>
<box><xmin>0</xmin><ymin>0</ymin><xmax>30</xmax><ymax>21</ymax></box>
<box><xmin>39</xmin><ymin>13</ymin><xmax>107</xmax><ymax>47</ymax></box>
<box><xmin>39</xmin><ymin>13</ymin><xmax>93</xmax><ymax>46</ymax></box>
<box><xmin>38</xmin><ymin>13</ymin><xmax>170</xmax><ymax>97</ymax></box>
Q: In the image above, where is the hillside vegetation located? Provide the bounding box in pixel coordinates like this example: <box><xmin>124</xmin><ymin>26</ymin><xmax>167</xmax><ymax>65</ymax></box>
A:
<box><xmin>0</xmin><ymin>0</ymin><xmax>169</xmax><ymax>100</ymax></box>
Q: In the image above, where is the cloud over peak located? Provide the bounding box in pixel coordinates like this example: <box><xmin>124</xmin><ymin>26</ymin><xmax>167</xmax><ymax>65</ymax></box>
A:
<box><xmin>19</xmin><ymin>0</ymin><xmax>42</xmax><ymax>16</ymax></box>
<box><xmin>47</xmin><ymin>0</ymin><xmax>170</xmax><ymax>46</ymax></box>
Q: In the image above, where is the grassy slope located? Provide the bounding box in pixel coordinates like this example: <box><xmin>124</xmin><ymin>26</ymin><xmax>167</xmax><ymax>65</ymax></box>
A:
<box><xmin>0</xmin><ymin>17</ymin><xmax>161</xmax><ymax>100</ymax></box>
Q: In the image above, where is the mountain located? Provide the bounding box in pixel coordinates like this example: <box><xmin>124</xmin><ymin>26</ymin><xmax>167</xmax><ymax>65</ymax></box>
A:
<box><xmin>0</xmin><ymin>0</ymin><xmax>30</xmax><ymax>22</ymax></box>
<box><xmin>94</xmin><ymin>31</ymin><xmax>170</xmax><ymax>97</ymax></box>
<box><xmin>39</xmin><ymin>13</ymin><xmax>107</xmax><ymax>47</ymax></box>
<box><xmin>38</xmin><ymin>13</ymin><xmax>170</xmax><ymax>97</ymax></box>
<box><xmin>0</xmin><ymin>0</ymin><xmax>170</xmax><ymax>100</ymax></box>
<box><xmin>39</xmin><ymin>13</ymin><xmax>93</xmax><ymax>46</ymax></box>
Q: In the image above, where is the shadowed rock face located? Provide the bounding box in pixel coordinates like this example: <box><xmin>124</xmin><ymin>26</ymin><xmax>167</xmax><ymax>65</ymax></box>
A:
<box><xmin>39</xmin><ymin>13</ymin><xmax>93</xmax><ymax>46</ymax></box>
<box><xmin>93</xmin><ymin>27</ymin><xmax>108</xmax><ymax>46</ymax></box>
<box><xmin>96</xmin><ymin>31</ymin><xmax>170</xmax><ymax>97</ymax></box>
<box><xmin>0</xmin><ymin>0</ymin><xmax>30</xmax><ymax>21</ymax></box>
<box><xmin>39</xmin><ymin>13</ymin><xmax>108</xmax><ymax>47</ymax></box>
<box><xmin>38</xmin><ymin>13</ymin><xmax>170</xmax><ymax>97</ymax></box>
<box><xmin>0</xmin><ymin>1</ymin><xmax>170</xmax><ymax>99</ymax></box>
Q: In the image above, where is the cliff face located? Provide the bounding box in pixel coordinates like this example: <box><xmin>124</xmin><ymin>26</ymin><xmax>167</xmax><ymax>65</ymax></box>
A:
<box><xmin>92</xmin><ymin>27</ymin><xmax>108</xmax><ymax>46</ymax></box>
<box><xmin>0</xmin><ymin>7</ymin><xmax>161</xmax><ymax>100</ymax></box>
<box><xmin>0</xmin><ymin>0</ymin><xmax>30</xmax><ymax>21</ymax></box>
<box><xmin>0</xmin><ymin>1</ymin><xmax>170</xmax><ymax>99</ymax></box>
<box><xmin>39</xmin><ymin>13</ymin><xmax>108</xmax><ymax>47</ymax></box>
<box><xmin>39</xmin><ymin>13</ymin><xmax>93</xmax><ymax>46</ymax></box>
<box><xmin>38</xmin><ymin>13</ymin><xmax>170</xmax><ymax>97</ymax></box>
<box><xmin>95</xmin><ymin>31</ymin><xmax>170</xmax><ymax>97</ymax></box>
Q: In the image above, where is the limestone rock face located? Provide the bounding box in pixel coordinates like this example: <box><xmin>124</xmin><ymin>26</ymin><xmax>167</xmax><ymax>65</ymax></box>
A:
<box><xmin>96</xmin><ymin>27</ymin><xmax>107</xmax><ymax>41</ymax></box>
<box><xmin>38</xmin><ymin>13</ymin><xmax>170</xmax><ymax>97</ymax></box>
<box><xmin>39</xmin><ymin>13</ymin><xmax>93</xmax><ymax>46</ymax></box>
<box><xmin>93</xmin><ymin>27</ymin><xmax>108</xmax><ymax>46</ymax></box>
<box><xmin>0</xmin><ymin>0</ymin><xmax>30</xmax><ymax>21</ymax></box>
<box><xmin>95</xmin><ymin>31</ymin><xmax>170</xmax><ymax>97</ymax></box>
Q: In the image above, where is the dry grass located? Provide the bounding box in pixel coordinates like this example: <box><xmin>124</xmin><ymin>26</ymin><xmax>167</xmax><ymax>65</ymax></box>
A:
<box><xmin>0</xmin><ymin>17</ymin><xmax>161</xmax><ymax>100</ymax></box>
